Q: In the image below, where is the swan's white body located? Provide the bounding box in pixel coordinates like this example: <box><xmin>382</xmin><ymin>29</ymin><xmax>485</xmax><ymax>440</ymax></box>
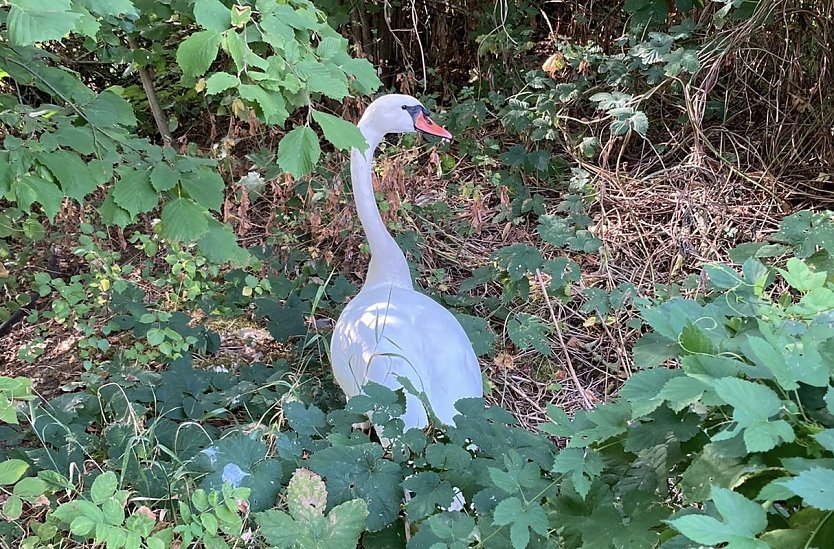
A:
<box><xmin>331</xmin><ymin>94</ymin><xmax>482</xmax><ymax>430</ymax></box>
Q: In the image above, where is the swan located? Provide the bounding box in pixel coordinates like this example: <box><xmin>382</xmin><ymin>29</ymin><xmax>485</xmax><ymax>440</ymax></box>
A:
<box><xmin>330</xmin><ymin>94</ymin><xmax>483</xmax><ymax>432</ymax></box>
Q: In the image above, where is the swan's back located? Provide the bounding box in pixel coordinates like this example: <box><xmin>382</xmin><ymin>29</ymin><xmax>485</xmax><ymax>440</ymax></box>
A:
<box><xmin>331</xmin><ymin>283</ymin><xmax>482</xmax><ymax>429</ymax></box>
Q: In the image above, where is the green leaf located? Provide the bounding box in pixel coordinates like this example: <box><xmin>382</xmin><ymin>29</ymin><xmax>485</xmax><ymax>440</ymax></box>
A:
<box><xmin>339</xmin><ymin>57</ymin><xmax>383</xmax><ymax>94</ymax></box>
<box><xmin>668</xmin><ymin>486</ymin><xmax>768</xmax><ymax>546</ymax></box>
<box><xmin>491</xmin><ymin>244</ymin><xmax>544</xmax><ymax>281</ymax></box>
<box><xmin>16</xmin><ymin>175</ymin><xmax>63</xmax><ymax>221</ymax></box>
<box><xmin>814</xmin><ymin>430</ymin><xmax>834</xmax><ymax>453</ymax></box>
<box><xmin>193</xmin><ymin>0</ymin><xmax>230</xmax><ymax>32</ymax></box>
<box><xmin>0</xmin><ymin>459</ymin><xmax>29</xmax><ymax>485</ymax></box>
<box><xmin>551</xmin><ymin>448</ymin><xmax>604</xmax><ymax>500</ymax></box>
<box><xmin>323</xmin><ymin>499</ymin><xmax>369</xmax><ymax>546</ymax></box>
<box><xmin>508</xmin><ymin>313</ymin><xmax>552</xmax><ymax>356</ymax></box>
<box><xmin>13</xmin><ymin>476</ymin><xmax>50</xmax><ymax>497</ymax></box>
<box><xmin>453</xmin><ymin>313</ymin><xmax>494</xmax><ymax>357</ymax></box>
<box><xmin>779</xmin><ymin>257</ymin><xmax>827</xmax><ymax>293</ymax></box>
<box><xmin>7</xmin><ymin>0</ymin><xmax>81</xmax><ymax>46</ymax></box>
<box><xmin>609</xmin><ymin>107</ymin><xmax>649</xmax><ymax>136</ymax></box>
<box><xmin>239</xmin><ymin>84</ymin><xmax>289</xmax><ymax>125</ymax></box>
<box><xmin>311</xmin><ymin>109</ymin><xmax>367</xmax><ymax>152</ymax></box>
<box><xmin>113</xmin><ymin>168</ymin><xmax>158</xmax><ymax>219</ymax></box>
<box><xmin>618</xmin><ymin>367</ymin><xmax>680</xmax><ymax>418</ymax></box>
<box><xmin>150</xmin><ymin>163</ymin><xmax>179</xmax><ymax>192</ymax></box>
<box><xmin>91</xmin><ymin>471</ymin><xmax>118</xmax><ymax>504</ymax></box>
<box><xmin>83</xmin><ymin>91</ymin><xmax>138</xmax><ymax>128</ymax></box>
<box><xmin>2</xmin><ymin>495</ymin><xmax>23</xmax><ymax>520</ymax></box>
<box><xmin>296</xmin><ymin>59</ymin><xmax>349</xmax><ymax>100</ymax></box>
<box><xmin>784</xmin><ymin>468</ymin><xmax>834</xmax><ymax>511</ymax></box>
<box><xmin>277</xmin><ymin>126</ymin><xmax>321</xmax><ymax>178</ymax></box>
<box><xmin>492</xmin><ymin>497</ymin><xmax>548</xmax><ymax>549</ymax></box>
<box><xmin>402</xmin><ymin>472</ymin><xmax>456</xmax><ymax>520</ymax></box>
<box><xmin>308</xmin><ymin>444</ymin><xmax>401</xmax><ymax>532</ymax></box>
<box><xmin>179</xmin><ymin>168</ymin><xmax>224</xmax><ymax>211</ymax></box>
<box><xmin>256</xmin><ymin>510</ymin><xmax>306</xmax><ymax>546</ymax></box>
<box><xmin>75</xmin><ymin>0</ymin><xmax>137</xmax><ymax>17</ymax></box>
<box><xmin>679</xmin><ymin>323</ymin><xmax>713</xmax><ymax>354</ymax></box>
<box><xmin>160</xmin><ymin>198</ymin><xmax>210</xmax><ymax>241</ymax></box>
<box><xmin>176</xmin><ymin>30</ymin><xmax>222</xmax><ymax>78</ymax></box>
<box><xmin>657</xmin><ymin>376</ymin><xmax>709</xmax><ymax>412</ymax></box>
<box><xmin>99</xmin><ymin>191</ymin><xmax>132</xmax><ymax>228</ymax></box>
<box><xmin>197</xmin><ymin>219</ymin><xmax>249</xmax><ymax>265</ymax></box>
<box><xmin>70</xmin><ymin>515</ymin><xmax>98</xmax><ymax>536</ymax></box>
<box><xmin>38</xmin><ymin>150</ymin><xmax>97</xmax><ymax>202</ymax></box>
<box><xmin>711</xmin><ymin>377</ymin><xmax>795</xmax><ymax>453</ymax></box>
<box><xmin>205</xmin><ymin>72</ymin><xmax>239</xmax><ymax>95</ymax></box>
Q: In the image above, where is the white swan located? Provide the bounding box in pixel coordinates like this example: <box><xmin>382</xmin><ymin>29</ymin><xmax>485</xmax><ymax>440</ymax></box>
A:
<box><xmin>330</xmin><ymin>94</ymin><xmax>483</xmax><ymax>431</ymax></box>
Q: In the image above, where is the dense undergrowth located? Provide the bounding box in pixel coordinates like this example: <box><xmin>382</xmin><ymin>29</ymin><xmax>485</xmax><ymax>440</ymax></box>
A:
<box><xmin>1</xmin><ymin>0</ymin><xmax>834</xmax><ymax>547</ymax></box>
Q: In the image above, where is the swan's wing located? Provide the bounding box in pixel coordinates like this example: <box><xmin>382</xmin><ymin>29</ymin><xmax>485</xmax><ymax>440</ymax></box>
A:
<box><xmin>331</xmin><ymin>285</ymin><xmax>482</xmax><ymax>428</ymax></box>
<box><xmin>331</xmin><ymin>285</ymin><xmax>433</xmax><ymax>428</ymax></box>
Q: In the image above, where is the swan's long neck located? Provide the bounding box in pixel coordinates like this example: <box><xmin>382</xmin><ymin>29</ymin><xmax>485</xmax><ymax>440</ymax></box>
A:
<box><xmin>351</xmin><ymin>121</ymin><xmax>413</xmax><ymax>289</ymax></box>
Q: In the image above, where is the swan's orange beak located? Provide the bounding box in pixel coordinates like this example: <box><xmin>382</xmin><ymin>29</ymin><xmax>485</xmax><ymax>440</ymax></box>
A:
<box><xmin>414</xmin><ymin>112</ymin><xmax>452</xmax><ymax>140</ymax></box>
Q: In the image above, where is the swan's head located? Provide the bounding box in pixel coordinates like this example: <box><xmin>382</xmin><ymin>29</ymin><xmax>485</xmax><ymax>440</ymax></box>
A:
<box><xmin>360</xmin><ymin>94</ymin><xmax>452</xmax><ymax>140</ymax></box>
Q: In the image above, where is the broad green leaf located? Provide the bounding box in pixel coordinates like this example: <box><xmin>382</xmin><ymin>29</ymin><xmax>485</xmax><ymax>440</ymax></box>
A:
<box><xmin>160</xmin><ymin>198</ymin><xmax>210</xmax><ymax>241</ymax></box>
<box><xmin>712</xmin><ymin>485</ymin><xmax>768</xmax><ymax>536</ymax></box>
<box><xmin>779</xmin><ymin>257</ymin><xmax>827</xmax><ymax>292</ymax></box>
<box><xmin>150</xmin><ymin>163</ymin><xmax>179</xmax><ymax>192</ymax></box>
<box><xmin>308</xmin><ymin>444</ymin><xmax>401</xmax><ymax>532</ymax></box>
<box><xmin>680</xmin><ymin>323</ymin><xmax>713</xmax><ymax>354</ymax></box>
<box><xmin>51</xmin><ymin>124</ymin><xmax>95</xmax><ymax>155</ymax></box>
<box><xmin>668</xmin><ymin>486</ymin><xmax>767</xmax><ymax>546</ymax></box>
<box><xmin>311</xmin><ymin>109</ymin><xmax>367</xmax><ymax>152</ymax></box>
<box><xmin>491</xmin><ymin>244</ymin><xmax>544</xmax><ymax>281</ymax></box>
<box><xmin>623</xmin><ymin>0</ymin><xmax>668</xmax><ymax>26</ymax></box>
<box><xmin>204</xmin><ymin>72</ymin><xmax>239</xmax><ymax>95</ymax></box>
<box><xmin>256</xmin><ymin>510</ymin><xmax>306</xmax><ymax>546</ymax></box>
<box><xmin>38</xmin><ymin>150</ymin><xmax>97</xmax><ymax>202</ymax></box>
<box><xmin>815</xmin><ymin>429</ymin><xmax>834</xmax><ymax>453</ymax></box>
<box><xmin>401</xmin><ymin>472</ymin><xmax>455</xmax><ymax>521</ymax></box>
<box><xmin>681</xmin><ymin>444</ymin><xmax>758</xmax><ymax>503</ymax></box>
<box><xmin>7</xmin><ymin>0</ymin><xmax>81</xmax><ymax>46</ymax></box>
<box><xmin>453</xmin><ymin>313</ymin><xmax>494</xmax><ymax>357</ymax></box>
<box><xmin>492</xmin><ymin>497</ymin><xmax>548</xmax><ymax>549</ymax></box>
<box><xmin>113</xmin><ymin>168</ymin><xmax>158</xmax><ymax>218</ymax></box>
<box><xmin>91</xmin><ymin>471</ymin><xmax>118</xmax><ymax>504</ymax></box>
<box><xmin>316</xmin><ymin>36</ymin><xmax>343</xmax><ymax>60</ymax></box>
<box><xmin>238</xmin><ymin>84</ymin><xmax>289</xmax><ymax>125</ymax></box>
<box><xmin>260</xmin><ymin>14</ymin><xmax>295</xmax><ymax>47</ymax></box>
<box><xmin>193</xmin><ymin>0</ymin><xmax>230</xmax><ymax>32</ymax></box>
<box><xmin>13</xmin><ymin>476</ymin><xmax>50</xmax><ymax>497</ymax></box>
<box><xmin>657</xmin><ymin>376</ymin><xmax>709</xmax><ymax>412</ymax></box>
<box><xmin>711</xmin><ymin>377</ymin><xmax>795</xmax><ymax>452</ymax></box>
<box><xmin>609</xmin><ymin>107</ymin><xmax>649</xmax><ymax>136</ymax></box>
<box><xmin>667</xmin><ymin>514</ymin><xmax>739</xmax><ymax>545</ymax></box>
<box><xmin>83</xmin><ymin>91</ymin><xmax>138</xmax><ymax>128</ymax></box>
<box><xmin>339</xmin><ymin>56</ymin><xmax>383</xmax><ymax>94</ymax></box>
<box><xmin>0</xmin><ymin>459</ymin><xmax>29</xmax><ymax>485</ymax></box>
<box><xmin>2</xmin><ymin>495</ymin><xmax>22</xmax><ymax>520</ymax></box>
<box><xmin>176</xmin><ymin>30</ymin><xmax>222</xmax><ymax>78</ymax></box>
<box><xmin>322</xmin><ymin>499</ymin><xmax>369</xmax><ymax>546</ymax></box>
<box><xmin>197</xmin><ymin>219</ymin><xmax>249</xmax><ymax>265</ymax></box>
<box><xmin>277</xmin><ymin>126</ymin><xmax>321</xmax><ymax>178</ymax></box>
<box><xmin>76</xmin><ymin>0</ymin><xmax>137</xmax><ymax>17</ymax></box>
<box><xmin>618</xmin><ymin>367</ymin><xmax>680</xmax><ymax>418</ymax></box>
<box><xmin>507</xmin><ymin>313</ymin><xmax>552</xmax><ymax>356</ymax></box>
<box><xmin>179</xmin><ymin>168</ymin><xmax>223</xmax><ymax>211</ymax></box>
<box><xmin>99</xmin><ymin>192</ymin><xmax>132</xmax><ymax>228</ymax></box>
<box><xmin>296</xmin><ymin>59</ymin><xmax>349</xmax><ymax>100</ymax></box>
<box><xmin>551</xmin><ymin>448</ymin><xmax>603</xmax><ymax>500</ymax></box>
<box><xmin>17</xmin><ymin>175</ymin><xmax>64</xmax><ymax>220</ymax></box>
<box><xmin>784</xmin><ymin>468</ymin><xmax>834</xmax><ymax>511</ymax></box>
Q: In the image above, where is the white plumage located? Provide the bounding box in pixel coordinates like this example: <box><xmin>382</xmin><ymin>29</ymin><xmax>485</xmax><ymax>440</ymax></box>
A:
<box><xmin>331</xmin><ymin>94</ymin><xmax>483</xmax><ymax>430</ymax></box>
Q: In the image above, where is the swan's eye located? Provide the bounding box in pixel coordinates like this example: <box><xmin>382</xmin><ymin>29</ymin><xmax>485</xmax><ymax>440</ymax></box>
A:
<box><xmin>401</xmin><ymin>105</ymin><xmax>407</xmax><ymax>110</ymax></box>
